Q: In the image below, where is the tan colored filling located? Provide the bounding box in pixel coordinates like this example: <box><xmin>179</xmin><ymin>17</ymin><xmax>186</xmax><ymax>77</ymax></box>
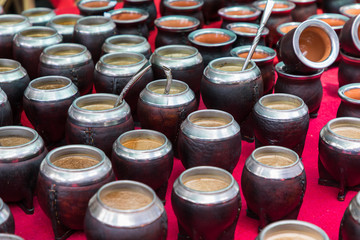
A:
<box><xmin>259</xmin><ymin>3</ymin><xmax>289</xmax><ymax>9</ymax></box>
<box><xmin>192</xmin><ymin>117</ymin><xmax>230</xmax><ymax>127</ymax></box>
<box><xmin>23</xmin><ymin>11</ymin><xmax>50</xmax><ymax>17</ymax></box>
<box><xmin>256</xmin><ymin>154</ymin><xmax>295</xmax><ymax>167</ymax></box>
<box><xmin>345</xmin><ymin>8</ymin><xmax>360</xmax><ymax>16</ymax></box>
<box><xmin>299</xmin><ymin>26</ymin><xmax>331</xmax><ymax>62</ymax></box>
<box><xmin>159</xmin><ymin>19</ymin><xmax>195</xmax><ymax>27</ymax></box>
<box><xmin>23</xmin><ymin>32</ymin><xmax>52</xmax><ymax>37</ymax></box>
<box><xmin>161</xmin><ymin>52</ymin><xmax>192</xmax><ymax>58</ymax></box>
<box><xmin>35</xmin><ymin>83</ymin><xmax>67</xmax><ymax>90</ymax></box>
<box><xmin>113</xmin><ymin>41</ymin><xmax>137</xmax><ymax>46</ymax></box>
<box><xmin>111</xmin><ymin>12</ymin><xmax>143</xmax><ymax>21</ymax></box>
<box><xmin>237</xmin><ymin>51</ymin><xmax>269</xmax><ymax>59</ymax></box>
<box><xmin>320</xmin><ymin>18</ymin><xmax>346</xmax><ymax>27</ymax></box>
<box><xmin>0</xmin><ymin>136</ymin><xmax>32</xmax><ymax>146</ymax></box>
<box><xmin>194</xmin><ymin>33</ymin><xmax>231</xmax><ymax>44</ymax></box>
<box><xmin>231</xmin><ymin>26</ymin><xmax>258</xmax><ymax>33</ymax></box>
<box><xmin>105</xmin><ymin>57</ymin><xmax>140</xmax><ymax>65</ymax></box>
<box><xmin>169</xmin><ymin>0</ymin><xmax>198</xmax><ymax>7</ymax></box>
<box><xmin>52</xmin><ymin>155</ymin><xmax>99</xmax><ymax>169</ymax></box>
<box><xmin>81</xmin><ymin>1</ymin><xmax>109</xmax><ymax>8</ymax></box>
<box><xmin>151</xmin><ymin>86</ymin><xmax>185</xmax><ymax>94</ymax></box>
<box><xmin>50</xmin><ymin>49</ymin><xmax>82</xmax><ymax>56</ymax></box>
<box><xmin>280</xmin><ymin>25</ymin><xmax>298</xmax><ymax>34</ymax></box>
<box><xmin>214</xmin><ymin>63</ymin><xmax>251</xmax><ymax>71</ymax></box>
<box><xmin>225</xmin><ymin>10</ymin><xmax>254</xmax><ymax>16</ymax></box>
<box><xmin>81</xmin><ymin>103</ymin><xmax>114</xmax><ymax>110</ymax></box>
<box><xmin>184</xmin><ymin>175</ymin><xmax>229</xmax><ymax>191</ymax></box>
<box><xmin>332</xmin><ymin>125</ymin><xmax>360</xmax><ymax>139</ymax></box>
<box><xmin>265</xmin><ymin>231</ymin><xmax>322</xmax><ymax>240</ymax></box>
<box><xmin>101</xmin><ymin>190</ymin><xmax>152</xmax><ymax>210</ymax></box>
<box><xmin>55</xmin><ymin>20</ymin><xmax>77</xmax><ymax>25</ymax></box>
<box><xmin>263</xmin><ymin>100</ymin><xmax>300</xmax><ymax>110</ymax></box>
<box><xmin>0</xmin><ymin>66</ymin><xmax>15</xmax><ymax>72</ymax></box>
<box><xmin>122</xmin><ymin>137</ymin><xmax>163</xmax><ymax>150</ymax></box>
<box><xmin>344</xmin><ymin>88</ymin><xmax>360</xmax><ymax>100</ymax></box>
<box><xmin>0</xmin><ymin>19</ymin><xmax>23</xmax><ymax>25</ymax></box>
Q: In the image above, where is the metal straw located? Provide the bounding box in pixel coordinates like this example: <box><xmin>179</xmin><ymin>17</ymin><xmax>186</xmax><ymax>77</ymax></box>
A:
<box><xmin>242</xmin><ymin>0</ymin><xmax>275</xmax><ymax>71</ymax></box>
<box><xmin>114</xmin><ymin>62</ymin><xmax>152</xmax><ymax>107</ymax></box>
<box><xmin>163</xmin><ymin>65</ymin><xmax>173</xmax><ymax>95</ymax></box>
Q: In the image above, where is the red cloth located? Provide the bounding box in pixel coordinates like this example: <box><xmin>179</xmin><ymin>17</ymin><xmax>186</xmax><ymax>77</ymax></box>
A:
<box><xmin>9</xmin><ymin>1</ymin><xmax>357</xmax><ymax>240</ymax></box>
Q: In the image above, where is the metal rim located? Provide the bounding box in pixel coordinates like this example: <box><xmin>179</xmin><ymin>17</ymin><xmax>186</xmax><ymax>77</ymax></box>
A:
<box><xmin>153</xmin><ymin>44</ymin><xmax>199</xmax><ymax>60</ymax></box>
<box><xmin>338</xmin><ymin>83</ymin><xmax>360</xmax><ymax>104</ymax></box>
<box><xmin>327</xmin><ymin>117</ymin><xmax>360</xmax><ymax>142</ymax></box>
<box><xmin>227</xmin><ymin>22</ymin><xmax>269</xmax><ymax>37</ymax></box>
<box><xmin>0</xmin><ymin>126</ymin><xmax>39</xmax><ymax>149</ymax></box>
<box><xmin>78</xmin><ymin>0</ymin><xmax>117</xmax><ymax>11</ymax></box>
<box><xmin>289</xmin><ymin>0</ymin><xmax>316</xmax><ymax>3</ymax></box>
<box><xmin>208</xmin><ymin>57</ymin><xmax>256</xmax><ymax>73</ymax></box>
<box><xmin>48</xmin><ymin>14</ymin><xmax>82</xmax><ymax>26</ymax></box>
<box><xmin>258</xmin><ymin>220</ymin><xmax>329</xmax><ymax>240</ymax></box>
<box><xmin>339</xmin><ymin>49</ymin><xmax>360</xmax><ymax>63</ymax></box>
<box><xmin>251</xmin><ymin>146</ymin><xmax>300</xmax><ymax>170</ymax></box>
<box><xmin>308</xmin><ymin>13</ymin><xmax>349</xmax><ymax>31</ymax></box>
<box><xmin>100</xmin><ymin>51</ymin><xmax>146</xmax><ymax>68</ymax></box>
<box><xmin>43</xmin><ymin>43</ymin><xmax>87</xmax><ymax>58</ymax></box>
<box><xmin>0</xmin><ymin>58</ymin><xmax>21</xmax><ymax>74</ymax></box>
<box><xmin>116</xmin><ymin>129</ymin><xmax>168</xmax><ymax>154</ymax></box>
<box><xmin>107</xmin><ymin>8</ymin><xmax>149</xmax><ymax>23</ymax></box>
<box><xmin>179</xmin><ymin>166</ymin><xmax>235</xmax><ymax>194</ymax></box>
<box><xmin>154</xmin><ymin>15</ymin><xmax>200</xmax><ymax>32</ymax></box>
<box><xmin>106</xmin><ymin>34</ymin><xmax>147</xmax><ymax>47</ymax></box>
<box><xmin>21</xmin><ymin>7</ymin><xmax>53</xmax><ymax>17</ymax></box>
<box><xmin>46</xmin><ymin>144</ymin><xmax>106</xmax><ymax>172</ymax></box>
<box><xmin>18</xmin><ymin>26</ymin><xmax>58</xmax><ymax>39</ymax></box>
<box><xmin>230</xmin><ymin>45</ymin><xmax>276</xmax><ymax>63</ymax></box>
<box><xmin>187</xmin><ymin>109</ymin><xmax>234</xmax><ymax>130</ymax></box>
<box><xmin>340</xmin><ymin>3</ymin><xmax>360</xmax><ymax>18</ymax></box>
<box><xmin>253</xmin><ymin>0</ymin><xmax>296</xmax><ymax>13</ymax></box>
<box><xmin>276</xmin><ymin>21</ymin><xmax>300</xmax><ymax>36</ymax></box>
<box><xmin>258</xmin><ymin>93</ymin><xmax>305</xmax><ymax>113</ymax></box>
<box><xmin>73</xmin><ymin>93</ymin><xmax>124</xmax><ymax>113</ymax></box>
<box><xmin>188</xmin><ymin>28</ymin><xmax>237</xmax><ymax>47</ymax></box>
<box><xmin>146</xmin><ymin>79</ymin><xmax>190</xmax><ymax>97</ymax></box>
<box><xmin>218</xmin><ymin>5</ymin><xmax>260</xmax><ymax>21</ymax></box>
<box><xmin>28</xmin><ymin>76</ymin><xmax>72</xmax><ymax>92</ymax></box>
<box><xmin>292</xmin><ymin>19</ymin><xmax>339</xmax><ymax>69</ymax></box>
<box><xmin>164</xmin><ymin>0</ymin><xmax>203</xmax><ymax>10</ymax></box>
<box><xmin>275</xmin><ymin>61</ymin><xmax>324</xmax><ymax>80</ymax></box>
<box><xmin>76</xmin><ymin>15</ymin><xmax>114</xmax><ymax>27</ymax></box>
<box><xmin>0</xmin><ymin>14</ymin><xmax>29</xmax><ymax>28</ymax></box>
<box><xmin>96</xmin><ymin>180</ymin><xmax>157</xmax><ymax>213</ymax></box>
<box><xmin>141</xmin><ymin>79</ymin><xmax>195</xmax><ymax>107</ymax></box>
<box><xmin>351</xmin><ymin>15</ymin><xmax>360</xmax><ymax>53</ymax></box>
<box><xmin>0</xmin><ymin>234</ymin><xmax>24</xmax><ymax>240</ymax></box>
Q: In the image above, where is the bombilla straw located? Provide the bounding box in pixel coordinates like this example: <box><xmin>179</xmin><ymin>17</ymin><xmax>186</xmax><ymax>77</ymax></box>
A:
<box><xmin>241</xmin><ymin>0</ymin><xmax>275</xmax><ymax>71</ymax></box>
<box><xmin>114</xmin><ymin>62</ymin><xmax>152</xmax><ymax>107</ymax></box>
<box><xmin>163</xmin><ymin>65</ymin><xmax>173</xmax><ymax>95</ymax></box>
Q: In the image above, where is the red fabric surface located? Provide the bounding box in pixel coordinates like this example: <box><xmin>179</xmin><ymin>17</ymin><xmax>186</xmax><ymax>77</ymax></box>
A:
<box><xmin>8</xmin><ymin>1</ymin><xmax>357</xmax><ymax>239</ymax></box>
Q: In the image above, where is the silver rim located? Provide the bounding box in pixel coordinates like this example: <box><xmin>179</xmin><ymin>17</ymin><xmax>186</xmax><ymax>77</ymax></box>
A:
<box><xmin>154</xmin><ymin>15</ymin><xmax>200</xmax><ymax>32</ymax></box>
<box><xmin>338</xmin><ymin>83</ymin><xmax>360</xmax><ymax>104</ymax></box>
<box><xmin>258</xmin><ymin>220</ymin><xmax>329</xmax><ymax>240</ymax></box>
<box><xmin>308</xmin><ymin>13</ymin><xmax>349</xmax><ymax>31</ymax></box>
<box><xmin>188</xmin><ymin>28</ymin><xmax>237</xmax><ymax>47</ymax></box>
<box><xmin>230</xmin><ymin>45</ymin><xmax>276</xmax><ymax>63</ymax></box>
<box><xmin>292</xmin><ymin>19</ymin><xmax>339</xmax><ymax>69</ymax></box>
